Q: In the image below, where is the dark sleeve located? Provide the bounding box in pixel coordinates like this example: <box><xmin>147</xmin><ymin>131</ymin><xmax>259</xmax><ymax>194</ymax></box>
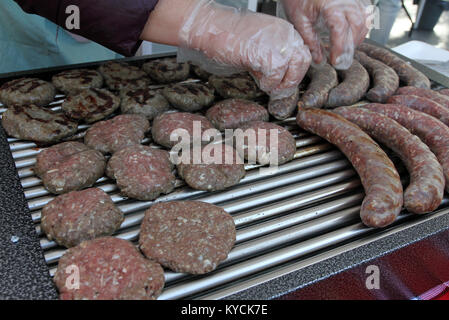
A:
<box><xmin>14</xmin><ymin>0</ymin><xmax>160</xmax><ymax>56</ymax></box>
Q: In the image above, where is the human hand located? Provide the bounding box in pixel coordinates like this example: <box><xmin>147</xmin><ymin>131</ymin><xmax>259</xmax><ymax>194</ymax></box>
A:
<box><xmin>178</xmin><ymin>0</ymin><xmax>312</xmax><ymax>98</ymax></box>
<box><xmin>280</xmin><ymin>0</ymin><xmax>371</xmax><ymax>69</ymax></box>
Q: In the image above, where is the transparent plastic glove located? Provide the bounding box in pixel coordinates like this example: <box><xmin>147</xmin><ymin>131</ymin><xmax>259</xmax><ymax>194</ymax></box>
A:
<box><xmin>178</xmin><ymin>0</ymin><xmax>312</xmax><ymax>99</ymax></box>
<box><xmin>280</xmin><ymin>0</ymin><xmax>371</xmax><ymax>70</ymax></box>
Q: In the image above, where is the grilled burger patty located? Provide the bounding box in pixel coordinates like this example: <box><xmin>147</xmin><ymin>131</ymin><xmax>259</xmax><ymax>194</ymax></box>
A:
<box><xmin>52</xmin><ymin>69</ymin><xmax>104</xmax><ymax>95</ymax></box>
<box><xmin>0</xmin><ymin>77</ymin><xmax>56</xmax><ymax>107</ymax></box>
<box><xmin>120</xmin><ymin>88</ymin><xmax>171</xmax><ymax>120</ymax></box>
<box><xmin>161</xmin><ymin>82</ymin><xmax>215</xmax><ymax>112</ymax></box>
<box><xmin>1</xmin><ymin>104</ymin><xmax>78</xmax><ymax>144</ymax></box>
<box><xmin>61</xmin><ymin>88</ymin><xmax>120</xmax><ymax>123</ymax></box>
<box><xmin>142</xmin><ymin>57</ymin><xmax>190</xmax><ymax>84</ymax></box>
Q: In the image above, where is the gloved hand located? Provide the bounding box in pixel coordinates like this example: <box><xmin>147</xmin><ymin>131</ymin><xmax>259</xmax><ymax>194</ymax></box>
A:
<box><xmin>178</xmin><ymin>0</ymin><xmax>312</xmax><ymax>99</ymax></box>
<box><xmin>280</xmin><ymin>0</ymin><xmax>371</xmax><ymax>69</ymax></box>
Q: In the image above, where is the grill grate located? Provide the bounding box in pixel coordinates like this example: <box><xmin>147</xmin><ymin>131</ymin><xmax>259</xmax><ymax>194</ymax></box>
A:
<box><xmin>2</xmin><ymin>54</ymin><xmax>449</xmax><ymax>300</ymax></box>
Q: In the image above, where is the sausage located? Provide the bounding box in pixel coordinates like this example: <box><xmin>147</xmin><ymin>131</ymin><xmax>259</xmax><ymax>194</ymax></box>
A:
<box><xmin>362</xmin><ymin>103</ymin><xmax>449</xmax><ymax>193</ymax></box>
<box><xmin>326</xmin><ymin>60</ymin><xmax>370</xmax><ymax>108</ymax></box>
<box><xmin>358</xmin><ymin>43</ymin><xmax>430</xmax><ymax>89</ymax></box>
<box><xmin>387</xmin><ymin>95</ymin><xmax>449</xmax><ymax>126</ymax></box>
<box><xmin>395</xmin><ymin>86</ymin><xmax>449</xmax><ymax>110</ymax></box>
<box><xmin>296</xmin><ymin>108</ymin><xmax>403</xmax><ymax>228</ymax></box>
<box><xmin>334</xmin><ymin>107</ymin><xmax>444</xmax><ymax>214</ymax></box>
<box><xmin>268</xmin><ymin>87</ymin><xmax>300</xmax><ymax>120</ymax></box>
<box><xmin>354</xmin><ymin>51</ymin><xmax>399</xmax><ymax>103</ymax></box>
<box><xmin>297</xmin><ymin>63</ymin><xmax>338</xmax><ymax>109</ymax></box>
<box><xmin>439</xmin><ymin>89</ymin><xmax>449</xmax><ymax>96</ymax></box>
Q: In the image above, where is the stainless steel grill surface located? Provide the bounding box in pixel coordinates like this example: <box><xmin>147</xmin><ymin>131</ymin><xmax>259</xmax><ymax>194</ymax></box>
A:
<box><xmin>2</xmin><ymin>55</ymin><xmax>449</xmax><ymax>300</ymax></box>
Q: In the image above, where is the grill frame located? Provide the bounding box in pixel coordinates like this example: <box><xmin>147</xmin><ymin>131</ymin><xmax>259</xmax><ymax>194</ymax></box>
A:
<box><xmin>1</xmin><ymin>42</ymin><xmax>449</xmax><ymax>300</ymax></box>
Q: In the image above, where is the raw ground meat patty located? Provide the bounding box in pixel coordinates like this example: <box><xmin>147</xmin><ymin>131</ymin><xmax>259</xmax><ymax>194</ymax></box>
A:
<box><xmin>236</xmin><ymin>121</ymin><xmax>297</xmax><ymax>166</ymax></box>
<box><xmin>151</xmin><ymin>112</ymin><xmax>218</xmax><ymax>148</ymax></box>
<box><xmin>98</xmin><ymin>61</ymin><xmax>150</xmax><ymax>92</ymax></box>
<box><xmin>52</xmin><ymin>69</ymin><xmax>104</xmax><ymax>95</ymax></box>
<box><xmin>139</xmin><ymin>201</ymin><xmax>236</xmax><ymax>274</ymax></box>
<box><xmin>208</xmin><ymin>73</ymin><xmax>264</xmax><ymax>100</ymax></box>
<box><xmin>61</xmin><ymin>88</ymin><xmax>120</xmax><ymax>123</ymax></box>
<box><xmin>41</xmin><ymin>188</ymin><xmax>124</xmax><ymax>248</ymax></box>
<box><xmin>106</xmin><ymin>145</ymin><xmax>176</xmax><ymax>201</ymax></box>
<box><xmin>0</xmin><ymin>77</ymin><xmax>55</xmax><ymax>107</ymax></box>
<box><xmin>161</xmin><ymin>82</ymin><xmax>215</xmax><ymax>111</ymax></box>
<box><xmin>177</xmin><ymin>143</ymin><xmax>246</xmax><ymax>191</ymax></box>
<box><xmin>54</xmin><ymin>237</ymin><xmax>165</xmax><ymax>300</ymax></box>
<box><xmin>142</xmin><ymin>57</ymin><xmax>190</xmax><ymax>84</ymax></box>
<box><xmin>1</xmin><ymin>104</ymin><xmax>78</xmax><ymax>144</ymax></box>
<box><xmin>206</xmin><ymin>98</ymin><xmax>269</xmax><ymax>131</ymax></box>
<box><xmin>35</xmin><ymin>141</ymin><xmax>106</xmax><ymax>194</ymax></box>
<box><xmin>120</xmin><ymin>88</ymin><xmax>170</xmax><ymax>120</ymax></box>
<box><xmin>84</xmin><ymin>114</ymin><xmax>150</xmax><ymax>154</ymax></box>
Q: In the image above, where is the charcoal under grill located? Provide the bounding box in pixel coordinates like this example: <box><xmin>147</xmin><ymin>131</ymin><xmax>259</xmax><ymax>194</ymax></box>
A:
<box><xmin>1</xmin><ymin>48</ymin><xmax>449</xmax><ymax>300</ymax></box>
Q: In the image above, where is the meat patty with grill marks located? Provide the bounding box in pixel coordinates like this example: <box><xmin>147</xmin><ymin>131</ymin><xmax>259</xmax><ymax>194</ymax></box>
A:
<box><xmin>0</xmin><ymin>77</ymin><xmax>55</xmax><ymax>107</ymax></box>
<box><xmin>120</xmin><ymin>88</ymin><xmax>170</xmax><ymax>120</ymax></box>
<box><xmin>61</xmin><ymin>88</ymin><xmax>120</xmax><ymax>123</ymax></box>
<box><xmin>1</xmin><ymin>104</ymin><xmax>78</xmax><ymax>144</ymax></box>
<box><xmin>52</xmin><ymin>69</ymin><xmax>104</xmax><ymax>95</ymax></box>
<box><xmin>161</xmin><ymin>82</ymin><xmax>215</xmax><ymax>111</ymax></box>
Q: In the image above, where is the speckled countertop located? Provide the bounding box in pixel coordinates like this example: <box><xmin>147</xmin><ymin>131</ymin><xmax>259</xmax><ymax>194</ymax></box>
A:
<box><xmin>0</xmin><ymin>125</ymin><xmax>57</xmax><ymax>299</ymax></box>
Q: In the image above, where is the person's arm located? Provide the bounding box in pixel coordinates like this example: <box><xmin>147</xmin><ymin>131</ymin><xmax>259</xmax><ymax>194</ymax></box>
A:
<box><xmin>14</xmin><ymin>0</ymin><xmax>160</xmax><ymax>56</ymax></box>
<box><xmin>143</xmin><ymin>0</ymin><xmax>312</xmax><ymax>99</ymax></box>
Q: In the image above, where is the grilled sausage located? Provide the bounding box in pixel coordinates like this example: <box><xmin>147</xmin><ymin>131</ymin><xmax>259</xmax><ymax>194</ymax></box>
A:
<box><xmin>297</xmin><ymin>63</ymin><xmax>338</xmax><ymax>109</ymax></box>
<box><xmin>354</xmin><ymin>51</ymin><xmax>399</xmax><ymax>103</ymax></box>
<box><xmin>358</xmin><ymin>43</ymin><xmax>430</xmax><ymax>89</ymax></box>
<box><xmin>326</xmin><ymin>60</ymin><xmax>370</xmax><ymax>108</ymax></box>
<box><xmin>387</xmin><ymin>95</ymin><xmax>449</xmax><ymax>126</ymax></box>
<box><xmin>268</xmin><ymin>87</ymin><xmax>300</xmax><ymax>120</ymax></box>
<box><xmin>362</xmin><ymin>103</ymin><xmax>449</xmax><ymax>193</ymax></box>
<box><xmin>395</xmin><ymin>86</ymin><xmax>449</xmax><ymax>110</ymax></box>
<box><xmin>296</xmin><ymin>108</ymin><xmax>403</xmax><ymax>228</ymax></box>
<box><xmin>334</xmin><ymin>107</ymin><xmax>444</xmax><ymax>214</ymax></box>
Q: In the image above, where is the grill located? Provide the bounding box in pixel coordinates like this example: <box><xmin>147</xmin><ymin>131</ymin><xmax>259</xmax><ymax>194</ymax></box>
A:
<box><xmin>2</xmin><ymin>50</ymin><xmax>449</xmax><ymax>300</ymax></box>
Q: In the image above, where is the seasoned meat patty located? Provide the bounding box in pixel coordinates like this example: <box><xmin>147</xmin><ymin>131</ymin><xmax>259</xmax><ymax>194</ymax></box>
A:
<box><xmin>61</xmin><ymin>88</ymin><xmax>120</xmax><ymax>123</ymax></box>
<box><xmin>236</xmin><ymin>121</ymin><xmax>296</xmax><ymax>166</ymax></box>
<box><xmin>0</xmin><ymin>77</ymin><xmax>56</xmax><ymax>107</ymax></box>
<box><xmin>84</xmin><ymin>114</ymin><xmax>150</xmax><ymax>154</ymax></box>
<box><xmin>206</xmin><ymin>98</ymin><xmax>269</xmax><ymax>131</ymax></box>
<box><xmin>41</xmin><ymin>188</ymin><xmax>124</xmax><ymax>248</ymax></box>
<box><xmin>1</xmin><ymin>104</ymin><xmax>78</xmax><ymax>144</ymax></box>
<box><xmin>142</xmin><ymin>57</ymin><xmax>190</xmax><ymax>84</ymax></box>
<box><xmin>52</xmin><ymin>69</ymin><xmax>104</xmax><ymax>95</ymax></box>
<box><xmin>106</xmin><ymin>145</ymin><xmax>176</xmax><ymax>201</ymax></box>
<box><xmin>191</xmin><ymin>64</ymin><xmax>212</xmax><ymax>81</ymax></box>
<box><xmin>120</xmin><ymin>88</ymin><xmax>170</xmax><ymax>120</ymax></box>
<box><xmin>54</xmin><ymin>237</ymin><xmax>165</xmax><ymax>300</ymax></box>
<box><xmin>208</xmin><ymin>73</ymin><xmax>264</xmax><ymax>100</ymax></box>
<box><xmin>151</xmin><ymin>112</ymin><xmax>218</xmax><ymax>148</ymax></box>
<box><xmin>139</xmin><ymin>201</ymin><xmax>236</xmax><ymax>274</ymax></box>
<box><xmin>161</xmin><ymin>82</ymin><xmax>215</xmax><ymax>112</ymax></box>
<box><xmin>177</xmin><ymin>143</ymin><xmax>246</xmax><ymax>191</ymax></box>
<box><xmin>98</xmin><ymin>61</ymin><xmax>150</xmax><ymax>92</ymax></box>
<box><xmin>35</xmin><ymin>142</ymin><xmax>106</xmax><ymax>194</ymax></box>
